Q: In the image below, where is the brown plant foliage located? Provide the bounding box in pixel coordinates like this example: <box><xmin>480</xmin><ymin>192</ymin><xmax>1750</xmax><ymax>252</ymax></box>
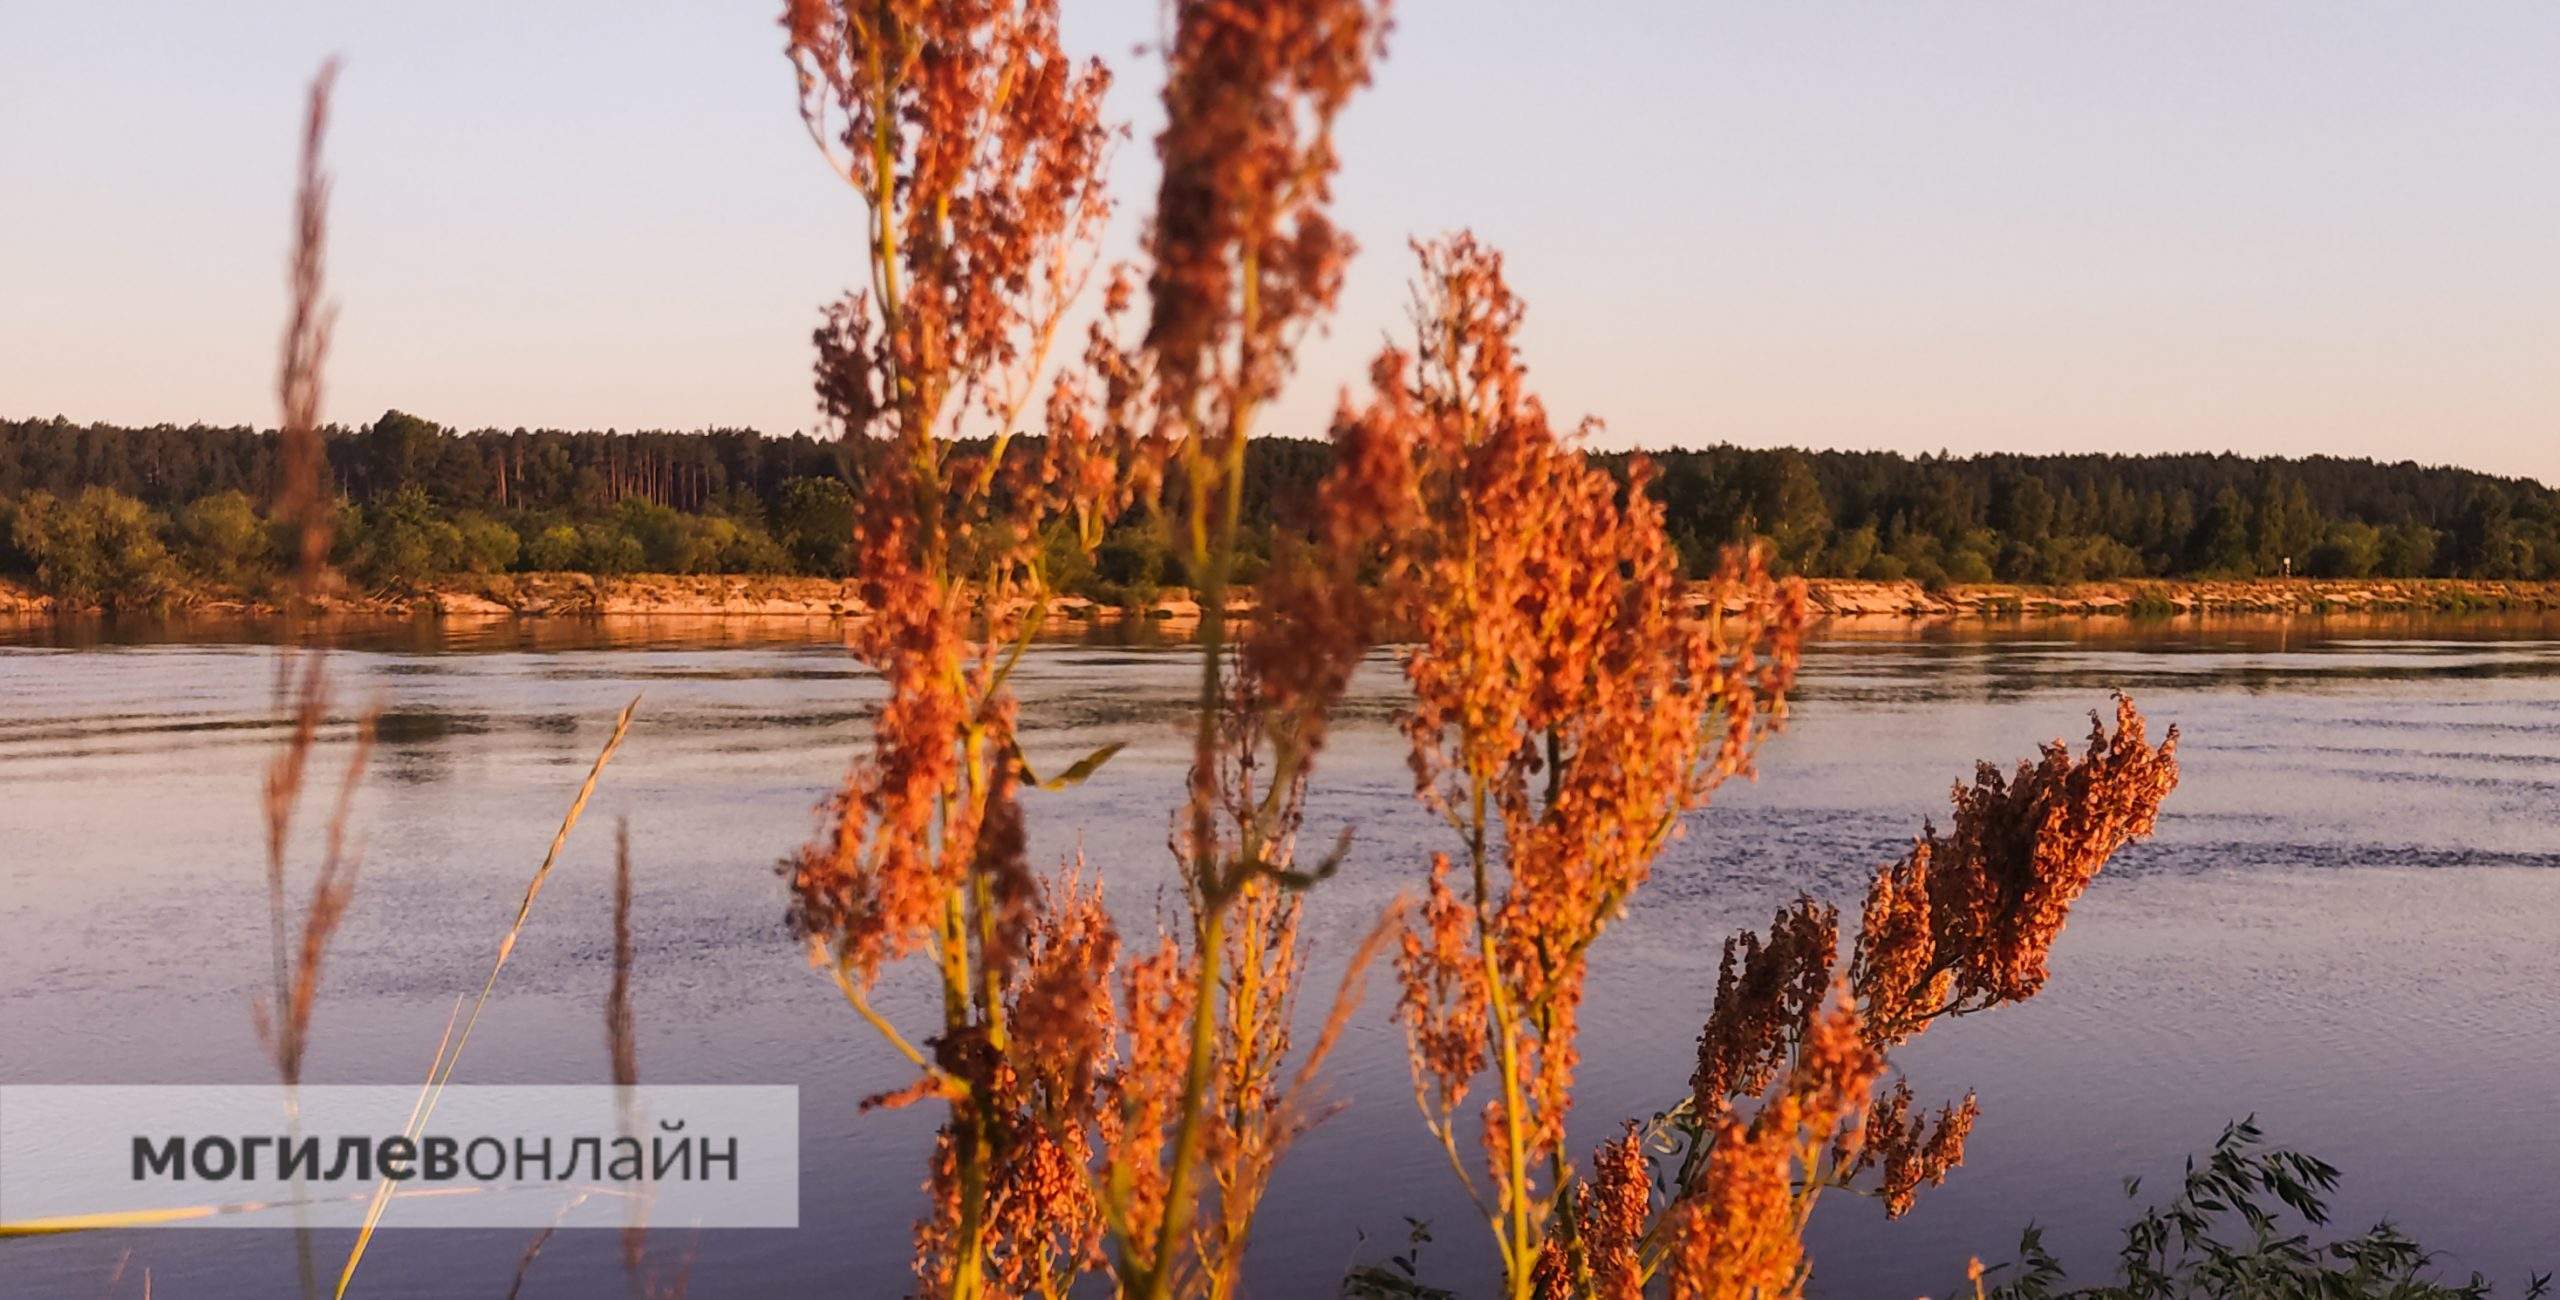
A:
<box><xmin>1876</xmin><ymin>694</ymin><xmax>2184</xmax><ymax>1019</ymax></box>
<box><xmin>1146</xmin><ymin>0</ymin><xmax>1395</xmax><ymax>927</ymax></box>
<box><xmin>1661</xmin><ymin>997</ymin><xmax>1882</xmax><ymax>1300</ymax></box>
<box><xmin>1099</xmin><ymin>5</ymin><xmax>1399</xmax><ymax>1299</ymax></box>
<box><xmin>1855</xmin><ymin>1079</ymin><xmax>1979</xmax><ymax>1221</ymax></box>
<box><xmin>786</xmin><ymin>0</ymin><xmax>1113</xmax><ymax>447</ymax></box>
<box><xmin>1147</xmin><ymin>0</ymin><xmax>1389</xmax><ymax>430</ymax></box>
<box><xmin>273</xmin><ymin>62</ymin><xmax>339</xmax><ymax>612</ymax></box>
<box><xmin>779</xmin><ymin>3</ymin><xmax>1148</xmax><ymax>1295</ymax></box>
<box><xmin>1101</xmin><ymin>931</ymin><xmax>1197</xmax><ymax>1288</ymax></box>
<box><xmin>763</xmin><ymin>5</ymin><xmax>2192</xmax><ymax>1297</ymax></box>
<box><xmin>1535</xmin><ymin>1123</ymin><xmax>1652</xmax><ymax>1299</ymax></box>
<box><xmin>1380</xmin><ymin>232</ymin><xmax>1810</xmax><ymax>1298</ymax></box>
<box><xmin>1399</xmin><ymin>853</ymin><xmax>1489</xmax><ymax>1117</ymax></box>
<box><xmin>1110</xmin><ymin>420</ymin><xmax>1411</xmax><ymax>1297</ymax></box>
<box><xmin>779</xmin><ymin>0</ymin><xmax>1412</xmax><ymax>1293</ymax></box>
<box><xmin>1690</xmin><ymin>900</ymin><xmax>1838</xmax><ymax>1126</ymax></box>
<box><xmin>1844</xmin><ymin>844</ymin><xmax>1950</xmax><ymax>1053</ymax></box>
<box><xmin>1621</xmin><ymin>694</ymin><xmax>2179</xmax><ymax>1300</ymax></box>
<box><xmin>982</xmin><ymin>871</ymin><xmax>1121</xmax><ymax>1298</ymax></box>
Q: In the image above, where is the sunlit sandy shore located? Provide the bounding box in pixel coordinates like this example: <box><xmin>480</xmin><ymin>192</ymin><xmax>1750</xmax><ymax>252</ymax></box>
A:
<box><xmin>10</xmin><ymin>571</ymin><xmax>2560</xmax><ymax>627</ymax></box>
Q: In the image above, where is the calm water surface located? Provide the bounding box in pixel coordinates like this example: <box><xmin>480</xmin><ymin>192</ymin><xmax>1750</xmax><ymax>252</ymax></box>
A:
<box><xmin>6</xmin><ymin>614</ymin><xmax>2559</xmax><ymax>1297</ymax></box>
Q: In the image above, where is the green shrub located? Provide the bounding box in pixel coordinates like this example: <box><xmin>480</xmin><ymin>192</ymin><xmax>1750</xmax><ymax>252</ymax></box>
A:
<box><xmin>349</xmin><ymin>485</ymin><xmax>463</xmax><ymax>587</ymax></box>
<box><xmin>1975</xmin><ymin>1120</ymin><xmax>2546</xmax><ymax>1300</ymax></box>
<box><xmin>8</xmin><ymin>487</ymin><xmax>180</xmax><ymax>606</ymax></box>
<box><xmin>679</xmin><ymin>511</ymin><xmax>792</xmax><ymax>574</ymax></box>
<box><xmin>720</xmin><ymin>520</ymin><xmax>791</xmax><ymax>574</ymax></box>
<box><xmin>2125</xmin><ymin>586</ymin><xmax>2179</xmax><ymax>619</ymax></box>
<box><xmin>524</xmin><ymin>523</ymin><xmax>582</xmax><ymax>571</ymax></box>
<box><xmin>454</xmin><ymin>513</ymin><xmax>521</xmax><ymax>574</ymax></box>
<box><xmin>174</xmin><ymin>490</ymin><xmax>275</xmax><ymax>585</ymax></box>
<box><xmin>2308</xmin><ymin>521</ymin><xmax>2383</xmax><ymax>578</ymax></box>
<box><xmin>1039</xmin><ymin>520</ymin><xmax>1097</xmax><ymax>596</ymax></box>
<box><xmin>1824</xmin><ymin>524</ymin><xmax>1881</xmax><ymax>578</ymax></box>
<box><xmin>1093</xmin><ymin>518</ymin><xmax>1171</xmax><ymax>609</ymax></box>
<box><xmin>1946</xmin><ymin>548</ymin><xmax>1995</xmax><ymax>584</ymax></box>
<box><xmin>577</xmin><ymin>522</ymin><xmax>645</xmax><ymax>576</ymax></box>
<box><xmin>613</xmin><ymin>498</ymin><xmax>691</xmax><ymax>571</ymax></box>
<box><xmin>775</xmin><ymin>477</ymin><xmax>857</xmax><ymax>576</ymax></box>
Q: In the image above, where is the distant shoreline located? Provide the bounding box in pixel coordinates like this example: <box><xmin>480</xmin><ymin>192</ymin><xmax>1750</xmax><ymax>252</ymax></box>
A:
<box><xmin>10</xmin><ymin>572</ymin><xmax>2560</xmax><ymax>624</ymax></box>
<box><xmin>1791</xmin><ymin>576</ymin><xmax>2560</xmax><ymax>620</ymax></box>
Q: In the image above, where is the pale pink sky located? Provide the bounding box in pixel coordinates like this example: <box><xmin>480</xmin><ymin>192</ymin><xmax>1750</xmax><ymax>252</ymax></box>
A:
<box><xmin>4</xmin><ymin>2</ymin><xmax>2556</xmax><ymax>482</ymax></box>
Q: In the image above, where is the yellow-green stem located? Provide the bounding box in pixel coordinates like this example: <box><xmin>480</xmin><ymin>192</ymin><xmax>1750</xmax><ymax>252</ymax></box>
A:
<box><xmin>1146</xmin><ymin>905</ymin><xmax>1227</xmax><ymax>1300</ymax></box>
<box><xmin>1468</xmin><ymin>780</ymin><xmax>1538</xmax><ymax>1300</ymax></box>
<box><xmin>1148</xmin><ymin>243</ymin><xmax>1263</xmax><ymax>1297</ymax></box>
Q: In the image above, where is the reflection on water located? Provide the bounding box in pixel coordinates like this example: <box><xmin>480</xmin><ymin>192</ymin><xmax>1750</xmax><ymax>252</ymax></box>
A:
<box><xmin>5</xmin><ymin>613</ymin><xmax>2559</xmax><ymax>1296</ymax></box>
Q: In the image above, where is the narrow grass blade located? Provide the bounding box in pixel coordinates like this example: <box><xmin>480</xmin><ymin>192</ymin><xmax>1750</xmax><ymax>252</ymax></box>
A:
<box><xmin>332</xmin><ymin>695</ymin><xmax>638</xmax><ymax>1298</ymax></box>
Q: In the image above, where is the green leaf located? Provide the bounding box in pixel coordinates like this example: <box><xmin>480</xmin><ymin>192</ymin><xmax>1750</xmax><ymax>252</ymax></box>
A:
<box><xmin>1017</xmin><ymin>740</ymin><xmax>1126</xmax><ymax>792</ymax></box>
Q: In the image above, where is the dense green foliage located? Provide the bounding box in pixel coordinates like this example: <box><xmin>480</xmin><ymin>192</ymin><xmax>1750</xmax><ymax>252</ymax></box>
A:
<box><xmin>6</xmin><ymin>411</ymin><xmax>2558</xmax><ymax>605</ymax></box>
<box><xmin>0</xmin><ymin>412</ymin><xmax>839</xmax><ymax>603</ymax></box>
<box><xmin>1636</xmin><ymin>445</ymin><xmax>2557</xmax><ymax>584</ymax></box>
<box><xmin>1975</xmin><ymin>1119</ymin><xmax>2547</xmax><ymax>1299</ymax></box>
<box><xmin>7</xmin><ymin>486</ymin><xmax>182</xmax><ymax>604</ymax></box>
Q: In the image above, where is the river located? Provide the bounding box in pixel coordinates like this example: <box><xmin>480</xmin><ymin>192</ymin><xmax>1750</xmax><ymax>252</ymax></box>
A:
<box><xmin>6</xmin><ymin>613</ymin><xmax>2557</xmax><ymax>1296</ymax></box>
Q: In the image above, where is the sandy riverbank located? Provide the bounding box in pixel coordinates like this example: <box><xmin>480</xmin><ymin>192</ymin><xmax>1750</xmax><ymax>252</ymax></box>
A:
<box><xmin>8</xmin><ymin>572</ymin><xmax>2560</xmax><ymax>622</ymax></box>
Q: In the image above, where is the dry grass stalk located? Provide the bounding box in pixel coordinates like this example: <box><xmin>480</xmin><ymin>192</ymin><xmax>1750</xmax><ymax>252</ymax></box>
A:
<box><xmin>609</xmin><ymin>819</ymin><xmax>643</xmax><ymax>1270</ymax></box>
<box><xmin>256</xmin><ymin>655</ymin><xmax>377</xmax><ymax>1089</ymax></box>
<box><xmin>251</xmin><ymin>60</ymin><xmax>361</xmax><ymax>1300</ymax></box>
<box><xmin>596</xmin><ymin>819</ymin><xmax>694</xmax><ymax>1299</ymax></box>
<box><xmin>97</xmin><ymin>1248</ymin><xmax>132</xmax><ymax>1299</ymax></box>
<box><xmin>501</xmin><ymin>1189</ymin><xmax>595</xmax><ymax>1300</ymax></box>
<box><xmin>609</xmin><ymin>820</ymin><xmax>639</xmax><ymax>1094</ymax></box>
<box><xmin>272</xmin><ymin>62</ymin><xmax>339</xmax><ymax>617</ymax></box>
<box><xmin>257</xmin><ymin>57</ymin><xmax>349</xmax><ymax>1084</ymax></box>
<box><xmin>332</xmin><ymin>695</ymin><xmax>640</xmax><ymax>1299</ymax></box>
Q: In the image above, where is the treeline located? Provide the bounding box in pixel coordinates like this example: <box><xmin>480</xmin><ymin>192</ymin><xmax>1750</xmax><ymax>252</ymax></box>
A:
<box><xmin>2</xmin><ymin>411</ymin><xmax>858</xmax><ymax>605</ymax></box>
<box><xmin>5</xmin><ymin>411</ymin><xmax>2558</xmax><ymax>605</ymax></box>
<box><xmin>1636</xmin><ymin>444</ymin><xmax>2559</xmax><ymax>585</ymax></box>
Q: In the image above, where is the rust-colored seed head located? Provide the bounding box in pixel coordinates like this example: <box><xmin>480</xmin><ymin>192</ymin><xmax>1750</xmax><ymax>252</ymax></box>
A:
<box><xmin>1664</xmin><ymin>997</ymin><xmax>1879</xmax><ymax>1300</ymax></box>
<box><xmin>1927</xmin><ymin>695</ymin><xmax>2179</xmax><ymax>1010</ymax></box>
<box><xmin>1102</xmin><ymin>932</ymin><xmax>1198</xmax><ymax>1261</ymax></box>
<box><xmin>988</xmin><ymin>869</ymin><xmax>1121</xmax><ymax>1291</ymax></box>
<box><xmin>779</xmin><ymin>4</ymin><xmax>1161</xmax><ymax>1293</ymax></box>
<box><xmin>1384</xmin><ymin>231</ymin><xmax>1810</xmax><ymax>1293</ymax></box>
<box><xmin>1147</xmin><ymin>0</ymin><xmax>1391</xmax><ymax>426</ymax></box>
<box><xmin>1692</xmin><ymin>899</ymin><xmax>1838</xmax><ymax>1122</ymax></box>
<box><xmin>1847</xmin><ymin>693</ymin><xmax>2180</xmax><ymax>1042</ymax></box>
<box><xmin>1845</xmin><ymin>842</ymin><xmax>1951</xmax><ymax>1050</ymax></box>
<box><xmin>1548</xmin><ymin>1124</ymin><xmax>1652</xmax><ymax>1298</ymax></box>
<box><xmin>1397</xmin><ymin>853</ymin><xmax>1492</xmax><ymax>1114</ymax></box>
<box><xmin>1664</xmin><ymin>694</ymin><xmax>2178</xmax><ymax>1256</ymax></box>
<box><xmin>1854</xmin><ymin>1080</ymin><xmax>1980</xmax><ymax>1220</ymax></box>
